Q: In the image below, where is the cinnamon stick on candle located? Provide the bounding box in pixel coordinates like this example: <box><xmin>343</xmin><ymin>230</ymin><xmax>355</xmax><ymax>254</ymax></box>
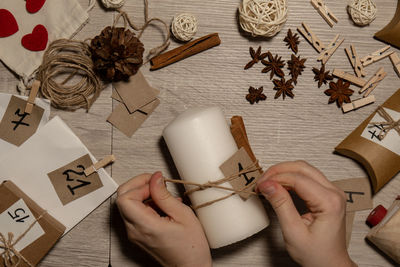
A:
<box><xmin>150</xmin><ymin>33</ymin><xmax>221</xmax><ymax>70</ymax></box>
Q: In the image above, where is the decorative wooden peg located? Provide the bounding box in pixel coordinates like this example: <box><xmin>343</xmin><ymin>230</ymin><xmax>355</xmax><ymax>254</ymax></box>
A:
<box><xmin>332</xmin><ymin>69</ymin><xmax>367</xmax><ymax>87</ymax></box>
<box><xmin>310</xmin><ymin>0</ymin><xmax>338</xmax><ymax>27</ymax></box>
<box><xmin>24</xmin><ymin>80</ymin><xmax>40</xmax><ymax>114</ymax></box>
<box><xmin>318</xmin><ymin>34</ymin><xmax>344</xmax><ymax>65</ymax></box>
<box><xmin>390</xmin><ymin>52</ymin><xmax>400</xmax><ymax>77</ymax></box>
<box><xmin>84</xmin><ymin>154</ymin><xmax>116</xmax><ymax>176</ymax></box>
<box><xmin>360</xmin><ymin>67</ymin><xmax>387</xmax><ymax>97</ymax></box>
<box><xmin>361</xmin><ymin>45</ymin><xmax>394</xmax><ymax>67</ymax></box>
<box><xmin>342</xmin><ymin>95</ymin><xmax>376</xmax><ymax>113</ymax></box>
<box><xmin>345</xmin><ymin>44</ymin><xmax>366</xmax><ymax>77</ymax></box>
<box><xmin>297</xmin><ymin>22</ymin><xmax>325</xmax><ymax>53</ymax></box>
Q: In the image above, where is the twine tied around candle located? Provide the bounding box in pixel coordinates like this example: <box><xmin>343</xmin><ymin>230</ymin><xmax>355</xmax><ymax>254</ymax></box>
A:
<box><xmin>0</xmin><ymin>212</ymin><xmax>47</xmax><ymax>267</ymax></box>
<box><xmin>165</xmin><ymin>161</ymin><xmax>262</xmax><ymax>210</ymax></box>
<box><xmin>369</xmin><ymin>106</ymin><xmax>400</xmax><ymax>140</ymax></box>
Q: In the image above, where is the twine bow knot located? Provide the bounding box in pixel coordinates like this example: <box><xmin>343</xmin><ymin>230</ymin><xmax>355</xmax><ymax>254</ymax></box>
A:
<box><xmin>369</xmin><ymin>106</ymin><xmax>400</xmax><ymax>140</ymax></box>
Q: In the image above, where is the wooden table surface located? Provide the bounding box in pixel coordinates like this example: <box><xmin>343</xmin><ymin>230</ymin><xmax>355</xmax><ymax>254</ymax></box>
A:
<box><xmin>1</xmin><ymin>0</ymin><xmax>399</xmax><ymax>266</ymax></box>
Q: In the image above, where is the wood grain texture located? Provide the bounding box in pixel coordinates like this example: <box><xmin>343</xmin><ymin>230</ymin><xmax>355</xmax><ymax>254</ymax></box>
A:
<box><xmin>0</xmin><ymin>0</ymin><xmax>399</xmax><ymax>266</ymax></box>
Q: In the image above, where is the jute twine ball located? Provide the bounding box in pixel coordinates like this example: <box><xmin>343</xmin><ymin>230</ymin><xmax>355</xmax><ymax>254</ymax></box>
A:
<box><xmin>101</xmin><ymin>0</ymin><xmax>125</xmax><ymax>9</ymax></box>
<box><xmin>239</xmin><ymin>0</ymin><xmax>288</xmax><ymax>38</ymax></box>
<box><xmin>348</xmin><ymin>0</ymin><xmax>377</xmax><ymax>26</ymax></box>
<box><xmin>171</xmin><ymin>13</ymin><xmax>198</xmax><ymax>42</ymax></box>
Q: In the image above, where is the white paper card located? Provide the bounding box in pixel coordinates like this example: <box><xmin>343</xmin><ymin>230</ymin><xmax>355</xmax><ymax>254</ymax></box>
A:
<box><xmin>361</xmin><ymin>107</ymin><xmax>400</xmax><ymax>156</ymax></box>
<box><xmin>0</xmin><ymin>93</ymin><xmax>50</xmax><ymax>158</ymax></box>
<box><xmin>0</xmin><ymin>116</ymin><xmax>118</xmax><ymax>233</ymax></box>
<box><xmin>0</xmin><ymin>199</ymin><xmax>45</xmax><ymax>253</ymax></box>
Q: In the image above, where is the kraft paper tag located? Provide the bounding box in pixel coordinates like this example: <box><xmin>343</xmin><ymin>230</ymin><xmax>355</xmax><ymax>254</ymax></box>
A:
<box><xmin>333</xmin><ymin>177</ymin><xmax>373</xmax><ymax>212</ymax></box>
<box><xmin>0</xmin><ymin>198</ymin><xmax>45</xmax><ymax>253</ymax></box>
<box><xmin>345</xmin><ymin>212</ymin><xmax>355</xmax><ymax>248</ymax></box>
<box><xmin>219</xmin><ymin>147</ymin><xmax>260</xmax><ymax>200</ymax></box>
<box><xmin>107</xmin><ymin>98</ymin><xmax>160</xmax><ymax>137</ymax></box>
<box><xmin>0</xmin><ymin>95</ymin><xmax>44</xmax><ymax>146</ymax></box>
<box><xmin>114</xmin><ymin>71</ymin><xmax>160</xmax><ymax>113</ymax></box>
<box><xmin>111</xmin><ymin>89</ymin><xmax>123</xmax><ymax>102</ymax></box>
<box><xmin>47</xmin><ymin>154</ymin><xmax>103</xmax><ymax>206</ymax></box>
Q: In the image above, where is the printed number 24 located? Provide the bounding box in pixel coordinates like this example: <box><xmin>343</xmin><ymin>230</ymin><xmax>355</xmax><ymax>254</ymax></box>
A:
<box><xmin>8</xmin><ymin>208</ymin><xmax>29</xmax><ymax>223</ymax></box>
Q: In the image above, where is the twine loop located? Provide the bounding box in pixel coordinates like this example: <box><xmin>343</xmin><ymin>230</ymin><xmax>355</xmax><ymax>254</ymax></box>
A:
<box><xmin>369</xmin><ymin>106</ymin><xmax>400</xmax><ymax>140</ymax></box>
<box><xmin>348</xmin><ymin>0</ymin><xmax>377</xmax><ymax>26</ymax></box>
<box><xmin>238</xmin><ymin>0</ymin><xmax>288</xmax><ymax>37</ymax></box>
<box><xmin>171</xmin><ymin>13</ymin><xmax>198</xmax><ymax>42</ymax></box>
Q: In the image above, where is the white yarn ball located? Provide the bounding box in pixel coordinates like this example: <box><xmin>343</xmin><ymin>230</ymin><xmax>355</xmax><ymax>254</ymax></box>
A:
<box><xmin>101</xmin><ymin>0</ymin><xmax>125</xmax><ymax>9</ymax></box>
<box><xmin>348</xmin><ymin>0</ymin><xmax>377</xmax><ymax>26</ymax></box>
<box><xmin>171</xmin><ymin>13</ymin><xmax>198</xmax><ymax>42</ymax></box>
<box><xmin>239</xmin><ymin>0</ymin><xmax>288</xmax><ymax>38</ymax></box>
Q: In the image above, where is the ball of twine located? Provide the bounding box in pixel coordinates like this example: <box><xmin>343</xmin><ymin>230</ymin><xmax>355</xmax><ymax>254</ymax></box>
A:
<box><xmin>239</xmin><ymin>0</ymin><xmax>288</xmax><ymax>38</ymax></box>
<box><xmin>101</xmin><ymin>0</ymin><xmax>125</xmax><ymax>9</ymax></box>
<box><xmin>36</xmin><ymin>39</ymin><xmax>102</xmax><ymax>112</ymax></box>
<box><xmin>171</xmin><ymin>13</ymin><xmax>198</xmax><ymax>42</ymax></box>
<box><xmin>348</xmin><ymin>0</ymin><xmax>377</xmax><ymax>26</ymax></box>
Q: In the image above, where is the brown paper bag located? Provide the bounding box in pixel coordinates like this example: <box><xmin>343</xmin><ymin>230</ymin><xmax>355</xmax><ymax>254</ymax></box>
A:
<box><xmin>0</xmin><ymin>181</ymin><xmax>65</xmax><ymax>267</ymax></box>
<box><xmin>335</xmin><ymin>89</ymin><xmax>400</xmax><ymax>193</ymax></box>
<box><xmin>367</xmin><ymin>199</ymin><xmax>400</xmax><ymax>263</ymax></box>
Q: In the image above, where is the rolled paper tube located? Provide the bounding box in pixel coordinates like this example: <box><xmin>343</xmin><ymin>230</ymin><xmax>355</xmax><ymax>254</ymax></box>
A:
<box><xmin>163</xmin><ymin>107</ymin><xmax>270</xmax><ymax>248</ymax></box>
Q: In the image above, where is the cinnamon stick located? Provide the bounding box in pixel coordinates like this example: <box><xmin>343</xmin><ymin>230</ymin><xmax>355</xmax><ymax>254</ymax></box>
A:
<box><xmin>150</xmin><ymin>33</ymin><xmax>221</xmax><ymax>70</ymax></box>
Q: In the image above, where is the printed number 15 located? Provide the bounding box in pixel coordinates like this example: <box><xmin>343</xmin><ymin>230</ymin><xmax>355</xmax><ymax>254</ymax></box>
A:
<box><xmin>8</xmin><ymin>208</ymin><xmax>30</xmax><ymax>223</ymax></box>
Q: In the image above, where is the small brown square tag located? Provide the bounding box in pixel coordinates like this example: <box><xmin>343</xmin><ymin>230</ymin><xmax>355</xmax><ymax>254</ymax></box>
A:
<box><xmin>219</xmin><ymin>147</ymin><xmax>260</xmax><ymax>200</ymax></box>
<box><xmin>0</xmin><ymin>96</ymin><xmax>44</xmax><ymax>146</ymax></box>
<box><xmin>47</xmin><ymin>154</ymin><xmax>104</xmax><ymax>206</ymax></box>
<box><xmin>333</xmin><ymin>177</ymin><xmax>373</xmax><ymax>212</ymax></box>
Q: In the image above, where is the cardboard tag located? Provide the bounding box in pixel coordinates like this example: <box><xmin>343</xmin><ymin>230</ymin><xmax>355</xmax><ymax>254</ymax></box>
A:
<box><xmin>0</xmin><ymin>95</ymin><xmax>44</xmax><ymax>146</ymax></box>
<box><xmin>0</xmin><ymin>198</ymin><xmax>45</xmax><ymax>254</ymax></box>
<box><xmin>114</xmin><ymin>71</ymin><xmax>160</xmax><ymax>113</ymax></box>
<box><xmin>47</xmin><ymin>154</ymin><xmax>103</xmax><ymax>206</ymax></box>
<box><xmin>345</xmin><ymin>212</ymin><xmax>355</xmax><ymax>248</ymax></box>
<box><xmin>111</xmin><ymin>89</ymin><xmax>123</xmax><ymax>102</ymax></box>
<box><xmin>333</xmin><ymin>177</ymin><xmax>373</xmax><ymax>212</ymax></box>
<box><xmin>107</xmin><ymin>98</ymin><xmax>160</xmax><ymax>137</ymax></box>
<box><xmin>219</xmin><ymin>147</ymin><xmax>260</xmax><ymax>200</ymax></box>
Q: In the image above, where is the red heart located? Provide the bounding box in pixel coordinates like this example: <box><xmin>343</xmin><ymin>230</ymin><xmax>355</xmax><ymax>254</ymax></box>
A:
<box><xmin>26</xmin><ymin>0</ymin><xmax>46</xmax><ymax>13</ymax></box>
<box><xmin>21</xmin><ymin>25</ymin><xmax>48</xmax><ymax>51</ymax></box>
<box><xmin>0</xmin><ymin>9</ymin><xmax>19</xmax><ymax>38</ymax></box>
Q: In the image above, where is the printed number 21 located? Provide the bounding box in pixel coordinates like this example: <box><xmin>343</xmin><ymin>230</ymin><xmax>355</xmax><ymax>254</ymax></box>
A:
<box><xmin>8</xmin><ymin>208</ymin><xmax>30</xmax><ymax>223</ymax></box>
<box><xmin>63</xmin><ymin>165</ymin><xmax>91</xmax><ymax>195</ymax></box>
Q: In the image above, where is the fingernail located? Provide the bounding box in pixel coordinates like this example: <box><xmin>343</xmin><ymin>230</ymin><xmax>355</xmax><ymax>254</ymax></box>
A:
<box><xmin>259</xmin><ymin>182</ymin><xmax>276</xmax><ymax>197</ymax></box>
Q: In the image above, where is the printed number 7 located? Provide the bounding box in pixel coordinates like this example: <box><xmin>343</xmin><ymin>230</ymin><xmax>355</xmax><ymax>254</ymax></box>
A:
<box><xmin>8</xmin><ymin>208</ymin><xmax>30</xmax><ymax>223</ymax></box>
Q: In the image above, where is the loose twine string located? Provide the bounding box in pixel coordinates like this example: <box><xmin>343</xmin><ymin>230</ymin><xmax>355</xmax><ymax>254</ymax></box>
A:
<box><xmin>0</xmin><ymin>212</ymin><xmax>47</xmax><ymax>267</ymax></box>
<box><xmin>165</xmin><ymin>161</ymin><xmax>262</xmax><ymax>210</ymax></box>
<box><xmin>369</xmin><ymin>106</ymin><xmax>400</xmax><ymax>140</ymax></box>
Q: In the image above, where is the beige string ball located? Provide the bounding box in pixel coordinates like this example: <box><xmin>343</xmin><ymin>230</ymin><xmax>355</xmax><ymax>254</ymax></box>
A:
<box><xmin>348</xmin><ymin>0</ymin><xmax>377</xmax><ymax>26</ymax></box>
<box><xmin>239</xmin><ymin>0</ymin><xmax>288</xmax><ymax>38</ymax></box>
<box><xmin>171</xmin><ymin>13</ymin><xmax>198</xmax><ymax>42</ymax></box>
<box><xmin>101</xmin><ymin>0</ymin><xmax>125</xmax><ymax>9</ymax></box>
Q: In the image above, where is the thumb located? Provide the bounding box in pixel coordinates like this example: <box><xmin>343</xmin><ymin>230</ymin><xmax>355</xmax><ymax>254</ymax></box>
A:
<box><xmin>149</xmin><ymin>171</ymin><xmax>191</xmax><ymax>221</ymax></box>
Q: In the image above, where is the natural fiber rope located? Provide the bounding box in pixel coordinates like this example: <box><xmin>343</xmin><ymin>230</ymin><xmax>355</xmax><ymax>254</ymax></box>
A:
<box><xmin>238</xmin><ymin>0</ymin><xmax>288</xmax><ymax>37</ymax></box>
<box><xmin>0</xmin><ymin>212</ymin><xmax>47</xmax><ymax>267</ymax></box>
<box><xmin>348</xmin><ymin>0</ymin><xmax>377</xmax><ymax>26</ymax></box>
<box><xmin>171</xmin><ymin>13</ymin><xmax>198</xmax><ymax>42</ymax></box>
<box><xmin>369</xmin><ymin>106</ymin><xmax>400</xmax><ymax>140</ymax></box>
<box><xmin>165</xmin><ymin>161</ymin><xmax>262</xmax><ymax>210</ymax></box>
<box><xmin>36</xmin><ymin>39</ymin><xmax>102</xmax><ymax>112</ymax></box>
<box><xmin>101</xmin><ymin>0</ymin><xmax>125</xmax><ymax>9</ymax></box>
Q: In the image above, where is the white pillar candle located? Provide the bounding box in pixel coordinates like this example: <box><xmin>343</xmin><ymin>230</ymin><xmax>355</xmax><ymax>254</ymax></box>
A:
<box><xmin>163</xmin><ymin>106</ymin><xmax>270</xmax><ymax>248</ymax></box>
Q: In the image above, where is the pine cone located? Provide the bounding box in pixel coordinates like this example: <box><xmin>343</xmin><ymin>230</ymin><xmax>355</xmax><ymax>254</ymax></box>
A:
<box><xmin>90</xmin><ymin>26</ymin><xmax>144</xmax><ymax>82</ymax></box>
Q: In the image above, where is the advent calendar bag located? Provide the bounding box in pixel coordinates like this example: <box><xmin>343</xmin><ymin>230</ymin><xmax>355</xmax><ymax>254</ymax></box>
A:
<box><xmin>336</xmin><ymin>89</ymin><xmax>400</xmax><ymax>193</ymax></box>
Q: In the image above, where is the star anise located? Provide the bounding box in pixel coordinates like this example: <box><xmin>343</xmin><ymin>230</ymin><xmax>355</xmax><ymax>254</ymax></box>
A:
<box><xmin>273</xmin><ymin>78</ymin><xmax>294</xmax><ymax>99</ymax></box>
<box><xmin>324</xmin><ymin>79</ymin><xmax>354</xmax><ymax>107</ymax></box>
<box><xmin>244</xmin><ymin>46</ymin><xmax>268</xmax><ymax>70</ymax></box>
<box><xmin>284</xmin><ymin>29</ymin><xmax>300</xmax><ymax>54</ymax></box>
<box><xmin>246</xmin><ymin>86</ymin><xmax>267</xmax><ymax>104</ymax></box>
<box><xmin>261</xmin><ymin>52</ymin><xmax>285</xmax><ymax>79</ymax></box>
<box><xmin>287</xmin><ymin>54</ymin><xmax>306</xmax><ymax>85</ymax></box>
<box><xmin>312</xmin><ymin>65</ymin><xmax>333</xmax><ymax>88</ymax></box>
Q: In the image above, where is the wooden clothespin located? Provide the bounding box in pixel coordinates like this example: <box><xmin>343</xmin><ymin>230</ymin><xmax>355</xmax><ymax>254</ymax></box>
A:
<box><xmin>310</xmin><ymin>0</ymin><xmax>338</xmax><ymax>27</ymax></box>
<box><xmin>345</xmin><ymin>44</ymin><xmax>365</xmax><ymax>77</ymax></box>
<box><xmin>84</xmin><ymin>154</ymin><xmax>116</xmax><ymax>176</ymax></box>
<box><xmin>342</xmin><ymin>95</ymin><xmax>375</xmax><ymax>113</ymax></box>
<box><xmin>361</xmin><ymin>46</ymin><xmax>394</xmax><ymax>67</ymax></box>
<box><xmin>317</xmin><ymin>34</ymin><xmax>344</xmax><ymax>65</ymax></box>
<box><xmin>24</xmin><ymin>80</ymin><xmax>40</xmax><ymax>114</ymax></box>
<box><xmin>332</xmin><ymin>69</ymin><xmax>367</xmax><ymax>87</ymax></box>
<box><xmin>359</xmin><ymin>67</ymin><xmax>387</xmax><ymax>97</ymax></box>
<box><xmin>390</xmin><ymin>52</ymin><xmax>400</xmax><ymax>77</ymax></box>
<box><xmin>297</xmin><ymin>22</ymin><xmax>325</xmax><ymax>53</ymax></box>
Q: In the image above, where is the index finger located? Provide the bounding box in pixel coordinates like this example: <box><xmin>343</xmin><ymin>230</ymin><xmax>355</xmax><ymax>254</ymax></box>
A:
<box><xmin>117</xmin><ymin>173</ymin><xmax>152</xmax><ymax>196</ymax></box>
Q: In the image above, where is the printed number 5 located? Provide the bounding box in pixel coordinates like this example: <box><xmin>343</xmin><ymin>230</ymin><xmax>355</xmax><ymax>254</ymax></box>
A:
<box><xmin>8</xmin><ymin>208</ymin><xmax>30</xmax><ymax>223</ymax></box>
